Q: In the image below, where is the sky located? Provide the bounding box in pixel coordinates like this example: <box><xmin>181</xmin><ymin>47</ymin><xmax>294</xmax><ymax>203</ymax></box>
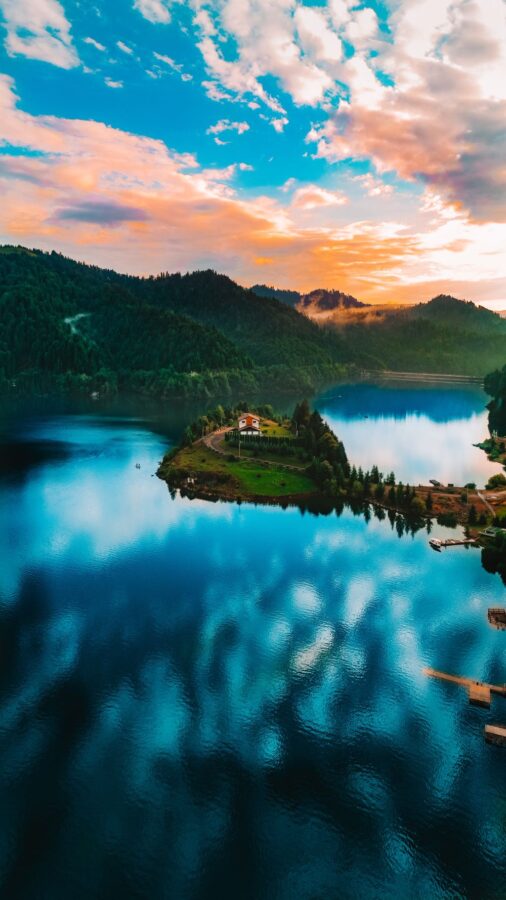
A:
<box><xmin>0</xmin><ymin>0</ymin><xmax>505</xmax><ymax>305</ymax></box>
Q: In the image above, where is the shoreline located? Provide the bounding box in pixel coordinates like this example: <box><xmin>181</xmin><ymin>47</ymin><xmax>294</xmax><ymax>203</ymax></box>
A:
<box><xmin>158</xmin><ymin>437</ymin><xmax>493</xmax><ymax>532</ymax></box>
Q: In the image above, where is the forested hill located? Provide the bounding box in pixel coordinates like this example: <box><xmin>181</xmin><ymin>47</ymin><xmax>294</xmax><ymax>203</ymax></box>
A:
<box><xmin>250</xmin><ymin>283</ymin><xmax>367</xmax><ymax>314</ymax></box>
<box><xmin>0</xmin><ymin>246</ymin><xmax>354</xmax><ymax>399</ymax></box>
<box><xmin>250</xmin><ymin>284</ymin><xmax>300</xmax><ymax>307</ymax></box>
<box><xmin>407</xmin><ymin>295</ymin><xmax>506</xmax><ymax>333</ymax></box>
<box><xmin>131</xmin><ymin>270</ymin><xmax>348</xmax><ymax>367</ymax></box>
<box><xmin>1</xmin><ymin>246</ymin><xmax>503</xmax><ymax>400</ymax></box>
<box><xmin>333</xmin><ymin>294</ymin><xmax>506</xmax><ymax>378</ymax></box>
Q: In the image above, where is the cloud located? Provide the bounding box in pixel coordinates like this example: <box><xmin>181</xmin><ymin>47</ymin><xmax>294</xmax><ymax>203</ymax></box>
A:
<box><xmin>117</xmin><ymin>40</ymin><xmax>134</xmax><ymax>55</ymax></box>
<box><xmin>84</xmin><ymin>37</ymin><xmax>106</xmax><ymax>52</ymax></box>
<box><xmin>291</xmin><ymin>185</ymin><xmax>348</xmax><ymax>210</ymax></box>
<box><xmin>186</xmin><ymin>1</ymin><xmax>506</xmax><ymax>225</ymax></box>
<box><xmin>105</xmin><ymin>78</ymin><xmax>123</xmax><ymax>89</ymax></box>
<box><xmin>0</xmin><ymin>73</ymin><xmax>505</xmax><ymax>306</ymax></box>
<box><xmin>0</xmin><ymin>0</ymin><xmax>79</xmax><ymax>68</ymax></box>
<box><xmin>207</xmin><ymin>119</ymin><xmax>250</xmax><ymax>135</ymax></box>
<box><xmin>133</xmin><ymin>0</ymin><xmax>173</xmax><ymax>24</ymax></box>
<box><xmin>152</xmin><ymin>51</ymin><xmax>193</xmax><ymax>82</ymax></box>
<box><xmin>54</xmin><ymin>201</ymin><xmax>149</xmax><ymax>225</ymax></box>
<box><xmin>354</xmin><ymin>174</ymin><xmax>393</xmax><ymax>198</ymax></box>
<box><xmin>271</xmin><ymin>117</ymin><xmax>288</xmax><ymax>133</ymax></box>
<box><xmin>206</xmin><ymin>119</ymin><xmax>250</xmax><ymax>143</ymax></box>
<box><xmin>306</xmin><ymin>0</ymin><xmax>506</xmax><ymax>222</ymax></box>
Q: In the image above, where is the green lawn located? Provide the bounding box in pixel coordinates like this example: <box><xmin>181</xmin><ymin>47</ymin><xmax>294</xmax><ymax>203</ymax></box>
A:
<box><xmin>168</xmin><ymin>442</ymin><xmax>316</xmax><ymax>497</ymax></box>
<box><xmin>259</xmin><ymin>419</ymin><xmax>293</xmax><ymax>438</ymax></box>
<box><xmin>232</xmin><ymin>461</ymin><xmax>315</xmax><ymax>496</ymax></box>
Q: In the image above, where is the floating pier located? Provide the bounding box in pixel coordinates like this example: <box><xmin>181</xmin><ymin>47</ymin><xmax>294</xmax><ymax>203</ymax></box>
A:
<box><xmin>429</xmin><ymin>538</ymin><xmax>478</xmax><ymax>551</ymax></box>
<box><xmin>423</xmin><ymin>667</ymin><xmax>506</xmax><ymax>708</ymax></box>
<box><xmin>485</xmin><ymin>724</ymin><xmax>506</xmax><ymax>747</ymax></box>
<box><xmin>488</xmin><ymin>608</ymin><xmax>506</xmax><ymax>630</ymax></box>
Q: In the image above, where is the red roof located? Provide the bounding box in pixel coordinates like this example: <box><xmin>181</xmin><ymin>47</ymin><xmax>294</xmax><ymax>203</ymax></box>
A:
<box><xmin>239</xmin><ymin>413</ymin><xmax>260</xmax><ymax>430</ymax></box>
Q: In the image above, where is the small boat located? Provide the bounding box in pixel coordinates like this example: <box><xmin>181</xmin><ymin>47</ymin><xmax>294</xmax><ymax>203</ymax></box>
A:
<box><xmin>429</xmin><ymin>538</ymin><xmax>442</xmax><ymax>551</ymax></box>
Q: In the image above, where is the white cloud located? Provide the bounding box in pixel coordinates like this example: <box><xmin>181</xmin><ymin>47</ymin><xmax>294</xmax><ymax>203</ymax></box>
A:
<box><xmin>291</xmin><ymin>185</ymin><xmax>348</xmax><ymax>210</ymax></box>
<box><xmin>134</xmin><ymin>0</ymin><xmax>173</xmax><ymax>25</ymax></box>
<box><xmin>105</xmin><ymin>77</ymin><xmax>123</xmax><ymax>89</ymax></box>
<box><xmin>117</xmin><ymin>40</ymin><xmax>134</xmax><ymax>55</ymax></box>
<box><xmin>207</xmin><ymin>119</ymin><xmax>249</xmax><ymax>135</ymax></box>
<box><xmin>153</xmin><ymin>51</ymin><xmax>181</xmax><ymax>71</ymax></box>
<box><xmin>271</xmin><ymin>117</ymin><xmax>288</xmax><ymax>133</ymax></box>
<box><xmin>206</xmin><ymin>118</ymin><xmax>250</xmax><ymax>143</ymax></box>
<box><xmin>0</xmin><ymin>0</ymin><xmax>79</xmax><ymax>68</ymax></box>
<box><xmin>294</xmin><ymin>6</ymin><xmax>342</xmax><ymax>64</ymax></box>
<box><xmin>84</xmin><ymin>37</ymin><xmax>106</xmax><ymax>52</ymax></box>
<box><xmin>153</xmin><ymin>50</ymin><xmax>193</xmax><ymax>82</ymax></box>
<box><xmin>354</xmin><ymin>174</ymin><xmax>393</xmax><ymax>198</ymax></box>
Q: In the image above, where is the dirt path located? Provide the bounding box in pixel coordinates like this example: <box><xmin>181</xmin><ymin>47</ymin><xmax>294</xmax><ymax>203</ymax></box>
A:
<box><xmin>477</xmin><ymin>491</ymin><xmax>495</xmax><ymax>518</ymax></box>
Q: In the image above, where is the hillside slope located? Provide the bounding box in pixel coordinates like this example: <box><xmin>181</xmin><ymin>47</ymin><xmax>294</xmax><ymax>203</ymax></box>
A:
<box><xmin>337</xmin><ymin>295</ymin><xmax>506</xmax><ymax>377</ymax></box>
<box><xmin>0</xmin><ymin>246</ymin><xmax>352</xmax><ymax>398</ymax></box>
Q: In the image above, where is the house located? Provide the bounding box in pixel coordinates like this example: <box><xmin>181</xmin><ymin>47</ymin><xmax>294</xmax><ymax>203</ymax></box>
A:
<box><xmin>238</xmin><ymin>413</ymin><xmax>261</xmax><ymax>435</ymax></box>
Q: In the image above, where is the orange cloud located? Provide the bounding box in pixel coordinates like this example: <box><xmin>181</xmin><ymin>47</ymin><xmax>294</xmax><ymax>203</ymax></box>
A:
<box><xmin>0</xmin><ymin>74</ymin><xmax>505</xmax><ymax>306</ymax></box>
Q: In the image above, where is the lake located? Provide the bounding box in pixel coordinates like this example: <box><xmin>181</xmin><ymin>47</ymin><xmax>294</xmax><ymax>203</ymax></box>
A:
<box><xmin>1</xmin><ymin>381</ymin><xmax>505</xmax><ymax>899</ymax></box>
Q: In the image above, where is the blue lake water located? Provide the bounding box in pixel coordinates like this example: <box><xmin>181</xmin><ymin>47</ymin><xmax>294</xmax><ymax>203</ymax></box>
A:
<box><xmin>1</xmin><ymin>382</ymin><xmax>505</xmax><ymax>899</ymax></box>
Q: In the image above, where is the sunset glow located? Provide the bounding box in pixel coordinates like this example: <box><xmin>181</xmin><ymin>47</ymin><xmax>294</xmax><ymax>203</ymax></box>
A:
<box><xmin>0</xmin><ymin>0</ymin><xmax>505</xmax><ymax>303</ymax></box>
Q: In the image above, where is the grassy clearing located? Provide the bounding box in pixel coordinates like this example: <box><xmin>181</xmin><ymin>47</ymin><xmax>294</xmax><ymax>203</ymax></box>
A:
<box><xmin>259</xmin><ymin>419</ymin><xmax>293</xmax><ymax>438</ymax></box>
<box><xmin>167</xmin><ymin>441</ymin><xmax>316</xmax><ymax>497</ymax></box>
<box><xmin>218</xmin><ymin>437</ymin><xmax>303</xmax><ymax>466</ymax></box>
<box><xmin>232</xmin><ymin>462</ymin><xmax>315</xmax><ymax>496</ymax></box>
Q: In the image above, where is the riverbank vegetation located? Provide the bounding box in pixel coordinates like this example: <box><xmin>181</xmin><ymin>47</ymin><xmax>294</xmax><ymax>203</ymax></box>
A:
<box><xmin>483</xmin><ymin>365</ymin><xmax>506</xmax><ymax>438</ymax></box>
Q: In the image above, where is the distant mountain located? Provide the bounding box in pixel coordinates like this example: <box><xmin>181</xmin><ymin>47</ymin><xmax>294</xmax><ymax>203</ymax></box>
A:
<box><xmin>250</xmin><ymin>284</ymin><xmax>300</xmax><ymax>307</ymax></box>
<box><xmin>334</xmin><ymin>293</ymin><xmax>506</xmax><ymax>377</ymax></box>
<box><xmin>299</xmin><ymin>289</ymin><xmax>368</xmax><ymax>315</ymax></box>
<box><xmin>406</xmin><ymin>294</ymin><xmax>506</xmax><ymax>333</ymax></box>
<box><xmin>250</xmin><ymin>283</ymin><xmax>367</xmax><ymax>316</ymax></box>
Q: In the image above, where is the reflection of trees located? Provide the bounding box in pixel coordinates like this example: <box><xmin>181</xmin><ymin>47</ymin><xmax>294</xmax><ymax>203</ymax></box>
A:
<box><xmin>481</xmin><ymin>547</ymin><xmax>506</xmax><ymax>586</ymax></box>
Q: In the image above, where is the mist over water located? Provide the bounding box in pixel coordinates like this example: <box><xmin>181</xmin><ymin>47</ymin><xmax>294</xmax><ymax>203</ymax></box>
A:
<box><xmin>1</xmin><ymin>383</ymin><xmax>505</xmax><ymax>899</ymax></box>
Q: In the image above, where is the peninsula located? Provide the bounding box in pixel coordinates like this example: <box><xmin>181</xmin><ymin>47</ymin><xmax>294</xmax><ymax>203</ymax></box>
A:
<box><xmin>157</xmin><ymin>401</ymin><xmax>498</xmax><ymax>532</ymax></box>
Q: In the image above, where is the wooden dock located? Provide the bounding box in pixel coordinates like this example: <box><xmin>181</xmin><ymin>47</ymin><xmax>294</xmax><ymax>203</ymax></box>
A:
<box><xmin>424</xmin><ymin>667</ymin><xmax>506</xmax><ymax>708</ymax></box>
<box><xmin>429</xmin><ymin>538</ymin><xmax>478</xmax><ymax>552</ymax></box>
<box><xmin>485</xmin><ymin>724</ymin><xmax>506</xmax><ymax>746</ymax></box>
<box><xmin>488</xmin><ymin>608</ymin><xmax>506</xmax><ymax>630</ymax></box>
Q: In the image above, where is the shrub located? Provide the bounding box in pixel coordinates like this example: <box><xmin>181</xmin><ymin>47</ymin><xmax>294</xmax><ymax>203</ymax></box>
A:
<box><xmin>410</xmin><ymin>496</ymin><xmax>425</xmax><ymax>516</ymax></box>
<box><xmin>437</xmin><ymin>512</ymin><xmax>458</xmax><ymax>528</ymax></box>
<box><xmin>486</xmin><ymin>473</ymin><xmax>506</xmax><ymax>490</ymax></box>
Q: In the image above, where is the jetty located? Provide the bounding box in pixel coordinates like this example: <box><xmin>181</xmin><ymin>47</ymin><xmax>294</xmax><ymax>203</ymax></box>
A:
<box><xmin>423</xmin><ymin>667</ymin><xmax>506</xmax><ymax>708</ymax></box>
<box><xmin>429</xmin><ymin>537</ymin><xmax>478</xmax><ymax>551</ymax></box>
<box><xmin>488</xmin><ymin>608</ymin><xmax>506</xmax><ymax>630</ymax></box>
<box><xmin>485</xmin><ymin>725</ymin><xmax>506</xmax><ymax>747</ymax></box>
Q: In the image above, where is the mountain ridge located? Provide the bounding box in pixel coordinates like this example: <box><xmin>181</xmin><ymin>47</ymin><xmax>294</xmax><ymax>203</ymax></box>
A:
<box><xmin>1</xmin><ymin>245</ymin><xmax>504</xmax><ymax>398</ymax></box>
<box><xmin>250</xmin><ymin>283</ymin><xmax>367</xmax><ymax>315</ymax></box>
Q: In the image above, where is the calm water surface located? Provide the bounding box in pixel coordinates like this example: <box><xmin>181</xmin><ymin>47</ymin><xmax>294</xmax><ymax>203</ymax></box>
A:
<box><xmin>1</xmin><ymin>383</ymin><xmax>505</xmax><ymax>899</ymax></box>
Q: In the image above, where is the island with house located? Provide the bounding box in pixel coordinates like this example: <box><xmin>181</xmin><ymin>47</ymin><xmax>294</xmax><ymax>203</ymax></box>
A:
<box><xmin>158</xmin><ymin>401</ymin><xmax>506</xmax><ymax>544</ymax></box>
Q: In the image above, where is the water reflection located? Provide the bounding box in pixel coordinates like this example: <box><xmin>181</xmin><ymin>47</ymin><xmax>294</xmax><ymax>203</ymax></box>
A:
<box><xmin>1</xmin><ymin>388</ymin><xmax>506</xmax><ymax>899</ymax></box>
<box><xmin>317</xmin><ymin>381</ymin><xmax>499</xmax><ymax>485</ymax></box>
